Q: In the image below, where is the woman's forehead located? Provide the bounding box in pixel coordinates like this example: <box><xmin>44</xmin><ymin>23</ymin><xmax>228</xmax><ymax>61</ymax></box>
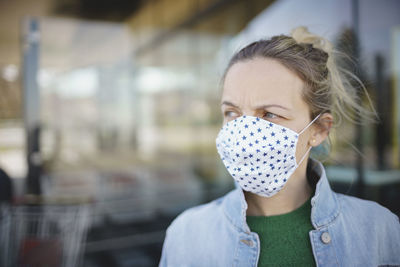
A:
<box><xmin>222</xmin><ymin>58</ymin><xmax>306</xmax><ymax>110</ymax></box>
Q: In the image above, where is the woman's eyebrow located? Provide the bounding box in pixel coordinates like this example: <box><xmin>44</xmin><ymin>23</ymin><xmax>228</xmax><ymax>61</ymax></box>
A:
<box><xmin>255</xmin><ymin>104</ymin><xmax>290</xmax><ymax>111</ymax></box>
<box><xmin>221</xmin><ymin>101</ymin><xmax>239</xmax><ymax>108</ymax></box>
<box><xmin>221</xmin><ymin>101</ymin><xmax>290</xmax><ymax>111</ymax></box>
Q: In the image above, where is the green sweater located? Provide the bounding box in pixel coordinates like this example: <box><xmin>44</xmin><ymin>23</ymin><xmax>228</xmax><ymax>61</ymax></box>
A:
<box><xmin>246</xmin><ymin>196</ymin><xmax>316</xmax><ymax>267</ymax></box>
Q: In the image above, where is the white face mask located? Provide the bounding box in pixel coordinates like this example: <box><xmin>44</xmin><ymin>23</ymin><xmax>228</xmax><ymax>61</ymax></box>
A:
<box><xmin>216</xmin><ymin>114</ymin><xmax>321</xmax><ymax>197</ymax></box>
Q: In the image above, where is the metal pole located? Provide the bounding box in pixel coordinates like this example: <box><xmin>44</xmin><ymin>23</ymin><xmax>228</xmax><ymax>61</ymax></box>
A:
<box><xmin>375</xmin><ymin>54</ymin><xmax>386</xmax><ymax>170</ymax></box>
<box><xmin>351</xmin><ymin>0</ymin><xmax>364</xmax><ymax>197</ymax></box>
<box><xmin>22</xmin><ymin>17</ymin><xmax>42</xmax><ymax>195</ymax></box>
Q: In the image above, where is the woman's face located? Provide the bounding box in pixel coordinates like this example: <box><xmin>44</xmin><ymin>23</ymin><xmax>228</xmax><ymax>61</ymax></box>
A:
<box><xmin>221</xmin><ymin>57</ymin><xmax>317</xmax><ymax>162</ymax></box>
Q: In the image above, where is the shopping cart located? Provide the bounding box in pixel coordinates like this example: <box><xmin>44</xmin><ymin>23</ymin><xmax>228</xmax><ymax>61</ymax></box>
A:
<box><xmin>0</xmin><ymin>203</ymin><xmax>90</xmax><ymax>267</ymax></box>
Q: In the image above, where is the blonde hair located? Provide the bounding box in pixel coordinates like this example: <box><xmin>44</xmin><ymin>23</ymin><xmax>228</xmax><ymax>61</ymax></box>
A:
<box><xmin>223</xmin><ymin>26</ymin><xmax>378</xmax><ymax>130</ymax></box>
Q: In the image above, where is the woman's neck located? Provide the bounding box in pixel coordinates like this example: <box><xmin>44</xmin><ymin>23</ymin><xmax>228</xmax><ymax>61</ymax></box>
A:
<box><xmin>244</xmin><ymin>164</ymin><xmax>313</xmax><ymax>216</ymax></box>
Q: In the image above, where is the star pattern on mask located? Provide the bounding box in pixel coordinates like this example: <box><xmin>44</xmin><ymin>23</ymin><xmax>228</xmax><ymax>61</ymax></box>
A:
<box><xmin>216</xmin><ymin>115</ymin><xmax>301</xmax><ymax>197</ymax></box>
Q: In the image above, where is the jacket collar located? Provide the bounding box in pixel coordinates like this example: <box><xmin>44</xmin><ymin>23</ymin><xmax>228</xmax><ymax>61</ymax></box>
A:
<box><xmin>221</xmin><ymin>157</ymin><xmax>340</xmax><ymax>233</ymax></box>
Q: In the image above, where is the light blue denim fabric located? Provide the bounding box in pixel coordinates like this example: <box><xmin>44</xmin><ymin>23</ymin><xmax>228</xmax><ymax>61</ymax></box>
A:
<box><xmin>159</xmin><ymin>158</ymin><xmax>400</xmax><ymax>267</ymax></box>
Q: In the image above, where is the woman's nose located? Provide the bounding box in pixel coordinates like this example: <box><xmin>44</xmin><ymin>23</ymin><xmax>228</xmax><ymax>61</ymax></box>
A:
<box><xmin>241</xmin><ymin>109</ymin><xmax>259</xmax><ymax>118</ymax></box>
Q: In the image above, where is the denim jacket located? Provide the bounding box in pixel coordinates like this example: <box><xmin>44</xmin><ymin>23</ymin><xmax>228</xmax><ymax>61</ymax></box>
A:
<box><xmin>159</xmin><ymin>158</ymin><xmax>400</xmax><ymax>266</ymax></box>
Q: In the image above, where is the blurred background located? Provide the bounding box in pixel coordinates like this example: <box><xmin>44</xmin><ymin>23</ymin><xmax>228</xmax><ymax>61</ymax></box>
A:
<box><xmin>0</xmin><ymin>0</ymin><xmax>399</xmax><ymax>266</ymax></box>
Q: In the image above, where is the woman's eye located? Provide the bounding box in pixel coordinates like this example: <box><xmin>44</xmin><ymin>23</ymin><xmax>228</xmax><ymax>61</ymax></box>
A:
<box><xmin>224</xmin><ymin>111</ymin><xmax>238</xmax><ymax>118</ymax></box>
<box><xmin>264</xmin><ymin>112</ymin><xmax>279</xmax><ymax>119</ymax></box>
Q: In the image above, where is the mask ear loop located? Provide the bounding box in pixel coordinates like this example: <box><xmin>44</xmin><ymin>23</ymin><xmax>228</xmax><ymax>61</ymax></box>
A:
<box><xmin>296</xmin><ymin>113</ymin><xmax>322</xmax><ymax>166</ymax></box>
<box><xmin>296</xmin><ymin>145</ymin><xmax>313</xmax><ymax>166</ymax></box>
<box><xmin>298</xmin><ymin>113</ymin><xmax>322</xmax><ymax>135</ymax></box>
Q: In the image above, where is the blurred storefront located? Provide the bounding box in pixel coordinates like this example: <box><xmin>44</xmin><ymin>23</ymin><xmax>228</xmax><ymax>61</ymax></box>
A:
<box><xmin>0</xmin><ymin>0</ymin><xmax>399</xmax><ymax>266</ymax></box>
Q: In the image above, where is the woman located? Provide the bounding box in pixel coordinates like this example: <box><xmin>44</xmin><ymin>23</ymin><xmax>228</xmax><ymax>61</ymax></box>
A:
<box><xmin>159</xmin><ymin>26</ymin><xmax>400</xmax><ymax>266</ymax></box>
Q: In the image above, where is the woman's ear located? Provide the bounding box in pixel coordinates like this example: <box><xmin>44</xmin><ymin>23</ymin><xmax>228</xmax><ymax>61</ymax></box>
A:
<box><xmin>309</xmin><ymin>113</ymin><xmax>333</xmax><ymax>146</ymax></box>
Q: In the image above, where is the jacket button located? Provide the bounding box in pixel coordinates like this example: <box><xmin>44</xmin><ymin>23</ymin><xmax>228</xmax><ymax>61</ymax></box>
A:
<box><xmin>240</xmin><ymin>239</ymin><xmax>254</xmax><ymax>247</ymax></box>
<box><xmin>320</xmin><ymin>232</ymin><xmax>331</xmax><ymax>244</ymax></box>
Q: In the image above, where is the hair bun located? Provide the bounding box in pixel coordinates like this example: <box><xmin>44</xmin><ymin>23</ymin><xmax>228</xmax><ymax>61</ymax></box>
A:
<box><xmin>290</xmin><ymin>26</ymin><xmax>333</xmax><ymax>55</ymax></box>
